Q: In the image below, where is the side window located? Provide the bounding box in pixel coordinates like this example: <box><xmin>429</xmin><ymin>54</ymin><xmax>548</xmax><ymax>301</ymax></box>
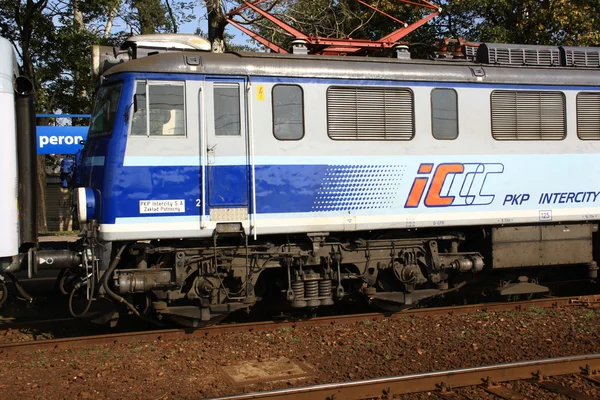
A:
<box><xmin>214</xmin><ymin>84</ymin><xmax>241</xmax><ymax>136</ymax></box>
<box><xmin>491</xmin><ymin>90</ymin><xmax>565</xmax><ymax>140</ymax></box>
<box><xmin>577</xmin><ymin>92</ymin><xmax>600</xmax><ymax>140</ymax></box>
<box><xmin>131</xmin><ymin>82</ymin><xmax>147</xmax><ymax>136</ymax></box>
<box><xmin>131</xmin><ymin>82</ymin><xmax>185</xmax><ymax>136</ymax></box>
<box><xmin>89</xmin><ymin>83</ymin><xmax>123</xmax><ymax>137</ymax></box>
<box><xmin>431</xmin><ymin>88</ymin><xmax>458</xmax><ymax>140</ymax></box>
<box><xmin>272</xmin><ymin>84</ymin><xmax>304</xmax><ymax>140</ymax></box>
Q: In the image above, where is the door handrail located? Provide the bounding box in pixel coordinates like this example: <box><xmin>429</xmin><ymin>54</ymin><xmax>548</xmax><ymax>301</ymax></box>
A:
<box><xmin>246</xmin><ymin>78</ymin><xmax>258</xmax><ymax>239</ymax></box>
<box><xmin>199</xmin><ymin>86</ymin><xmax>207</xmax><ymax>229</ymax></box>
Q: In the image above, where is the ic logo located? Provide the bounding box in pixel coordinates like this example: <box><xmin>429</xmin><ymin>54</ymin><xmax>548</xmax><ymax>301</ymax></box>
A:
<box><xmin>404</xmin><ymin>163</ymin><xmax>504</xmax><ymax>208</ymax></box>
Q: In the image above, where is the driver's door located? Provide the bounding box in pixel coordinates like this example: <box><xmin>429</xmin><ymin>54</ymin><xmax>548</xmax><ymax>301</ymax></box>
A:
<box><xmin>205</xmin><ymin>78</ymin><xmax>249</xmax><ymax>222</ymax></box>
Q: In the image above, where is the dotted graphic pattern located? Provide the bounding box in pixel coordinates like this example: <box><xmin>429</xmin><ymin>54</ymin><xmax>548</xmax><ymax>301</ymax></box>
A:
<box><xmin>312</xmin><ymin>165</ymin><xmax>406</xmax><ymax>212</ymax></box>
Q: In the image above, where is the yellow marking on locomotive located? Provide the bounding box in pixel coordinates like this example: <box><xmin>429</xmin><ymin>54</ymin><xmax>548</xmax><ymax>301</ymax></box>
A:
<box><xmin>257</xmin><ymin>85</ymin><xmax>265</xmax><ymax>101</ymax></box>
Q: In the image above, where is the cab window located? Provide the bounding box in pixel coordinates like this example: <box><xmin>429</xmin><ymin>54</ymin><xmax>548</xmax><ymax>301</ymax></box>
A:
<box><xmin>131</xmin><ymin>81</ymin><xmax>185</xmax><ymax>136</ymax></box>
<box><xmin>89</xmin><ymin>83</ymin><xmax>122</xmax><ymax>137</ymax></box>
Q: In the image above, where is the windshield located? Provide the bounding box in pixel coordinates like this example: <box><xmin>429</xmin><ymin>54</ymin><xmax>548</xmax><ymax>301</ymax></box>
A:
<box><xmin>89</xmin><ymin>83</ymin><xmax>122</xmax><ymax>136</ymax></box>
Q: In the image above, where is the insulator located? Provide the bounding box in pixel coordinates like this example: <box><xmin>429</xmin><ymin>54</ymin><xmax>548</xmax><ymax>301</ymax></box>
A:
<box><xmin>291</xmin><ymin>280</ymin><xmax>304</xmax><ymax>299</ymax></box>
<box><xmin>318</xmin><ymin>280</ymin><xmax>332</xmax><ymax>297</ymax></box>
<box><xmin>304</xmin><ymin>280</ymin><xmax>318</xmax><ymax>299</ymax></box>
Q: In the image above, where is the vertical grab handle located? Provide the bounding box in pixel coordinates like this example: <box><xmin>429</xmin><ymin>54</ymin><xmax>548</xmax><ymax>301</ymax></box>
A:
<box><xmin>199</xmin><ymin>86</ymin><xmax>207</xmax><ymax>230</ymax></box>
<box><xmin>246</xmin><ymin>79</ymin><xmax>258</xmax><ymax>239</ymax></box>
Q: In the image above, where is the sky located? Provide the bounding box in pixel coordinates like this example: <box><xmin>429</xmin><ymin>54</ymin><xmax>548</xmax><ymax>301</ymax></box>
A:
<box><xmin>103</xmin><ymin>3</ymin><xmax>254</xmax><ymax>49</ymax></box>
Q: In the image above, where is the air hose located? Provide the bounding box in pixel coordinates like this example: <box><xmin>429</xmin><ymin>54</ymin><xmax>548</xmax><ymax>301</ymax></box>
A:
<box><xmin>68</xmin><ymin>271</ymin><xmax>95</xmax><ymax>318</ymax></box>
<box><xmin>5</xmin><ymin>272</ymin><xmax>33</xmax><ymax>302</ymax></box>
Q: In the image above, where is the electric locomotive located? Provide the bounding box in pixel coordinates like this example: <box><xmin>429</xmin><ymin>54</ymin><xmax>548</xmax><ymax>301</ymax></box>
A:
<box><xmin>3</xmin><ymin>34</ymin><xmax>600</xmax><ymax>326</ymax></box>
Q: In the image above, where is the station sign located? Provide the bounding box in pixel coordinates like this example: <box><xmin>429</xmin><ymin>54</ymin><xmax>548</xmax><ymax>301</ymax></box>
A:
<box><xmin>36</xmin><ymin>114</ymin><xmax>89</xmax><ymax>155</ymax></box>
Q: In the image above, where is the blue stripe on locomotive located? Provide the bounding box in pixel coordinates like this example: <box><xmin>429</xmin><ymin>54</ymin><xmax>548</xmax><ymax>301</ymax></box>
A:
<box><xmin>99</xmin><ymin>162</ymin><xmax>419</xmax><ymax>223</ymax></box>
<box><xmin>102</xmin><ymin>164</ymin><xmax>329</xmax><ymax>223</ymax></box>
<box><xmin>97</xmin><ymin>158</ymin><xmax>600</xmax><ymax>224</ymax></box>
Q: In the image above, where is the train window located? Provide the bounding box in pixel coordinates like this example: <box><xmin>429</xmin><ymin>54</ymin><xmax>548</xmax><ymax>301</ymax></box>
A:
<box><xmin>130</xmin><ymin>82</ymin><xmax>146</xmax><ymax>136</ymax></box>
<box><xmin>431</xmin><ymin>88</ymin><xmax>458</xmax><ymax>140</ymax></box>
<box><xmin>89</xmin><ymin>83</ymin><xmax>122</xmax><ymax>137</ymax></box>
<box><xmin>491</xmin><ymin>90</ymin><xmax>566</xmax><ymax>140</ymax></box>
<box><xmin>327</xmin><ymin>86</ymin><xmax>414</xmax><ymax>140</ymax></box>
<box><xmin>576</xmin><ymin>92</ymin><xmax>600</xmax><ymax>140</ymax></box>
<box><xmin>272</xmin><ymin>85</ymin><xmax>304</xmax><ymax>140</ymax></box>
<box><xmin>130</xmin><ymin>82</ymin><xmax>185</xmax><ymax>136</ymax></box>
<box><xmin>214</xmin><ymin>84</ymin><xmax>241</xmax><ymax>136</ymax></box>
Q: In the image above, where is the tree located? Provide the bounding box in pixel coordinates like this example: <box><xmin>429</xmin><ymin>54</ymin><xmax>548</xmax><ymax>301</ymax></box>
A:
<box><xmin>228</xmin><ymin>0</ymin><xmax>439</xmax><ymax>56</ymax></box>
<box><xmin>0</xmin><ymin>0</ymin><xmax>55</xmax><ymax>233</ymax></box>
<box><xmin>443</xmin><ymin>0</ymin><xmax>600</xmax><ymax>46</ymax></box>
<box><xmin>227</xmin><ymin>0</ymin><xmax>600</xmax><ymax>56</ymax></box>
<box><xmin>206</xmin><ymin>0</ymin><xmax>227</xmax><ymax>52</ymax></box>
<box><xmin>0</xmin><ymin>0</ymin><xmax>194</xmax><ymax>233</ymax></box>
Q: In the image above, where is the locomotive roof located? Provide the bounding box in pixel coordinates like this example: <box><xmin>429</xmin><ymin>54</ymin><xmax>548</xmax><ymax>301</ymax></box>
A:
<box><xmin>104</xmin><ymin>50</ymin><xmax>600</xmax><ymax>87</ymax></box>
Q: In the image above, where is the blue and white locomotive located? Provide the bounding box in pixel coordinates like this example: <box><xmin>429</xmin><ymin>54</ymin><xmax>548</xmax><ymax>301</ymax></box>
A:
<box><xmin>4</xmin><ymin>34</ymin><xmax>600</xmax><ymax>325</ymax></box>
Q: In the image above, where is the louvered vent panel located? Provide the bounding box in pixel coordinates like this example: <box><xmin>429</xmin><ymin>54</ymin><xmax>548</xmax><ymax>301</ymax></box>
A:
<box><xmin>478</xmin><ymin>43</ymin><xmax>560</xmax><ymax>66</ymax></box>
<box><xmin>561</xmin><ymin>47</ymin><xmax>600</xmax><ymax>67</ymax></box>
<box><xmin>327</xmin><ymin>86</ymin><xmax>414</xmax><ymax>140</ymax></box>
<box><xmin>491</xmin><ymin>91</ymin><xmax>565</xmax><ymax>140</ymax></box>
<box><xmin>577</xmin><ymin>93</ymin><xmax>600</xmax><ymax>140</ymax></box>
<box><xmin>491</xmin><ymin>48</ymin><xmax>516</xmax><ymax>64</ymax></box>
<box><xmin>463</xmin><ymin>44</ymin><xmax>478</xmax><ymax>60</ymax></box>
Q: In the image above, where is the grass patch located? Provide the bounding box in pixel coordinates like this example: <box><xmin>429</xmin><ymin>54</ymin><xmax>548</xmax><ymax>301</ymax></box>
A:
<box><xmin>38</xmin><ymin>230</ymin><xmax>80</xmax><ymax>236</ymax></box>
<box><xmin>528</xmin><ymin>306</ymin><xmax>547</xmax><ymax>316</ymax></box>
<box><xmin>582</xmin><ymin>310</ymin><xmax>596</xmax><ymax>319</ymax></box>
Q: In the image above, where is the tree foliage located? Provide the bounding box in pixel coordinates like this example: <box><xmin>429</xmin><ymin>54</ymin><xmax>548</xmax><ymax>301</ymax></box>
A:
<box><xmin>226</xmin><ymin>0</ymin><xmax>600</xmax><ymax>56</ymax></box>
<box><xmin>1</xmin><ymin>0</ymin><xmax>597</xmax><ymax>115</ymax></box>
<box><xmin>445</xmin><ymin>0</ymin><xmax>600</xmax><ymax>46</ymax></box>
<box><xmin>0</xmin><ymin>0</ymin><xmax>195</xmax><ymax>114</ymax></box>
<box><xmin>0</xmin><ymin>0</ymin><xmax>194</xmax><ymax>231</ymax></box>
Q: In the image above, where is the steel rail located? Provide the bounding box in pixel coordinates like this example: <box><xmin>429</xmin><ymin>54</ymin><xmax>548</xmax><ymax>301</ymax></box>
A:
<box><xmin>0</xmin><ymin>294</ymin><xmax>598</xmax><ymax>354</ymax></box>
<box><xmin>205</xmin><ymin>353</ymin><xmax>600</xmax><ymax>400</ymax></box>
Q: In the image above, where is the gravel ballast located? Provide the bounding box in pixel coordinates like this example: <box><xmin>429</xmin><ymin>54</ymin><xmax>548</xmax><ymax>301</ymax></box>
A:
<box><xmin>1</xmin><ymin>305</ymin><xmax>599</xmax><ymax>399</ymax></box>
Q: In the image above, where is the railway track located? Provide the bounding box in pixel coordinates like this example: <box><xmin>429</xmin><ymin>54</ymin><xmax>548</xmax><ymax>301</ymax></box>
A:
<box><xmin>1</xmin><ymin>294</ymin><xmax>598</xmax><ymax>355</ymax></box>
<box><xmin>205</xmin><ymin>353</ymin><xmax>600</xmax><ymax>400</ymax></box>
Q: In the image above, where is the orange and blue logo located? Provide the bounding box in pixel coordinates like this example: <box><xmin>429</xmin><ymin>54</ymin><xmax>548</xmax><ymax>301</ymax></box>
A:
<box><xmin>405</xmin><ymin>162</ymin><xmax>504</xmax><ymax>208</ymax></box>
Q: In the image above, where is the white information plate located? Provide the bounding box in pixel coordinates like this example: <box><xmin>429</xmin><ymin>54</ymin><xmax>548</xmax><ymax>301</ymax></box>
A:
<box><xmin>139</xmin><ymin>200</ymin><xmax>185</xmax><ymax>214</ymax></box>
